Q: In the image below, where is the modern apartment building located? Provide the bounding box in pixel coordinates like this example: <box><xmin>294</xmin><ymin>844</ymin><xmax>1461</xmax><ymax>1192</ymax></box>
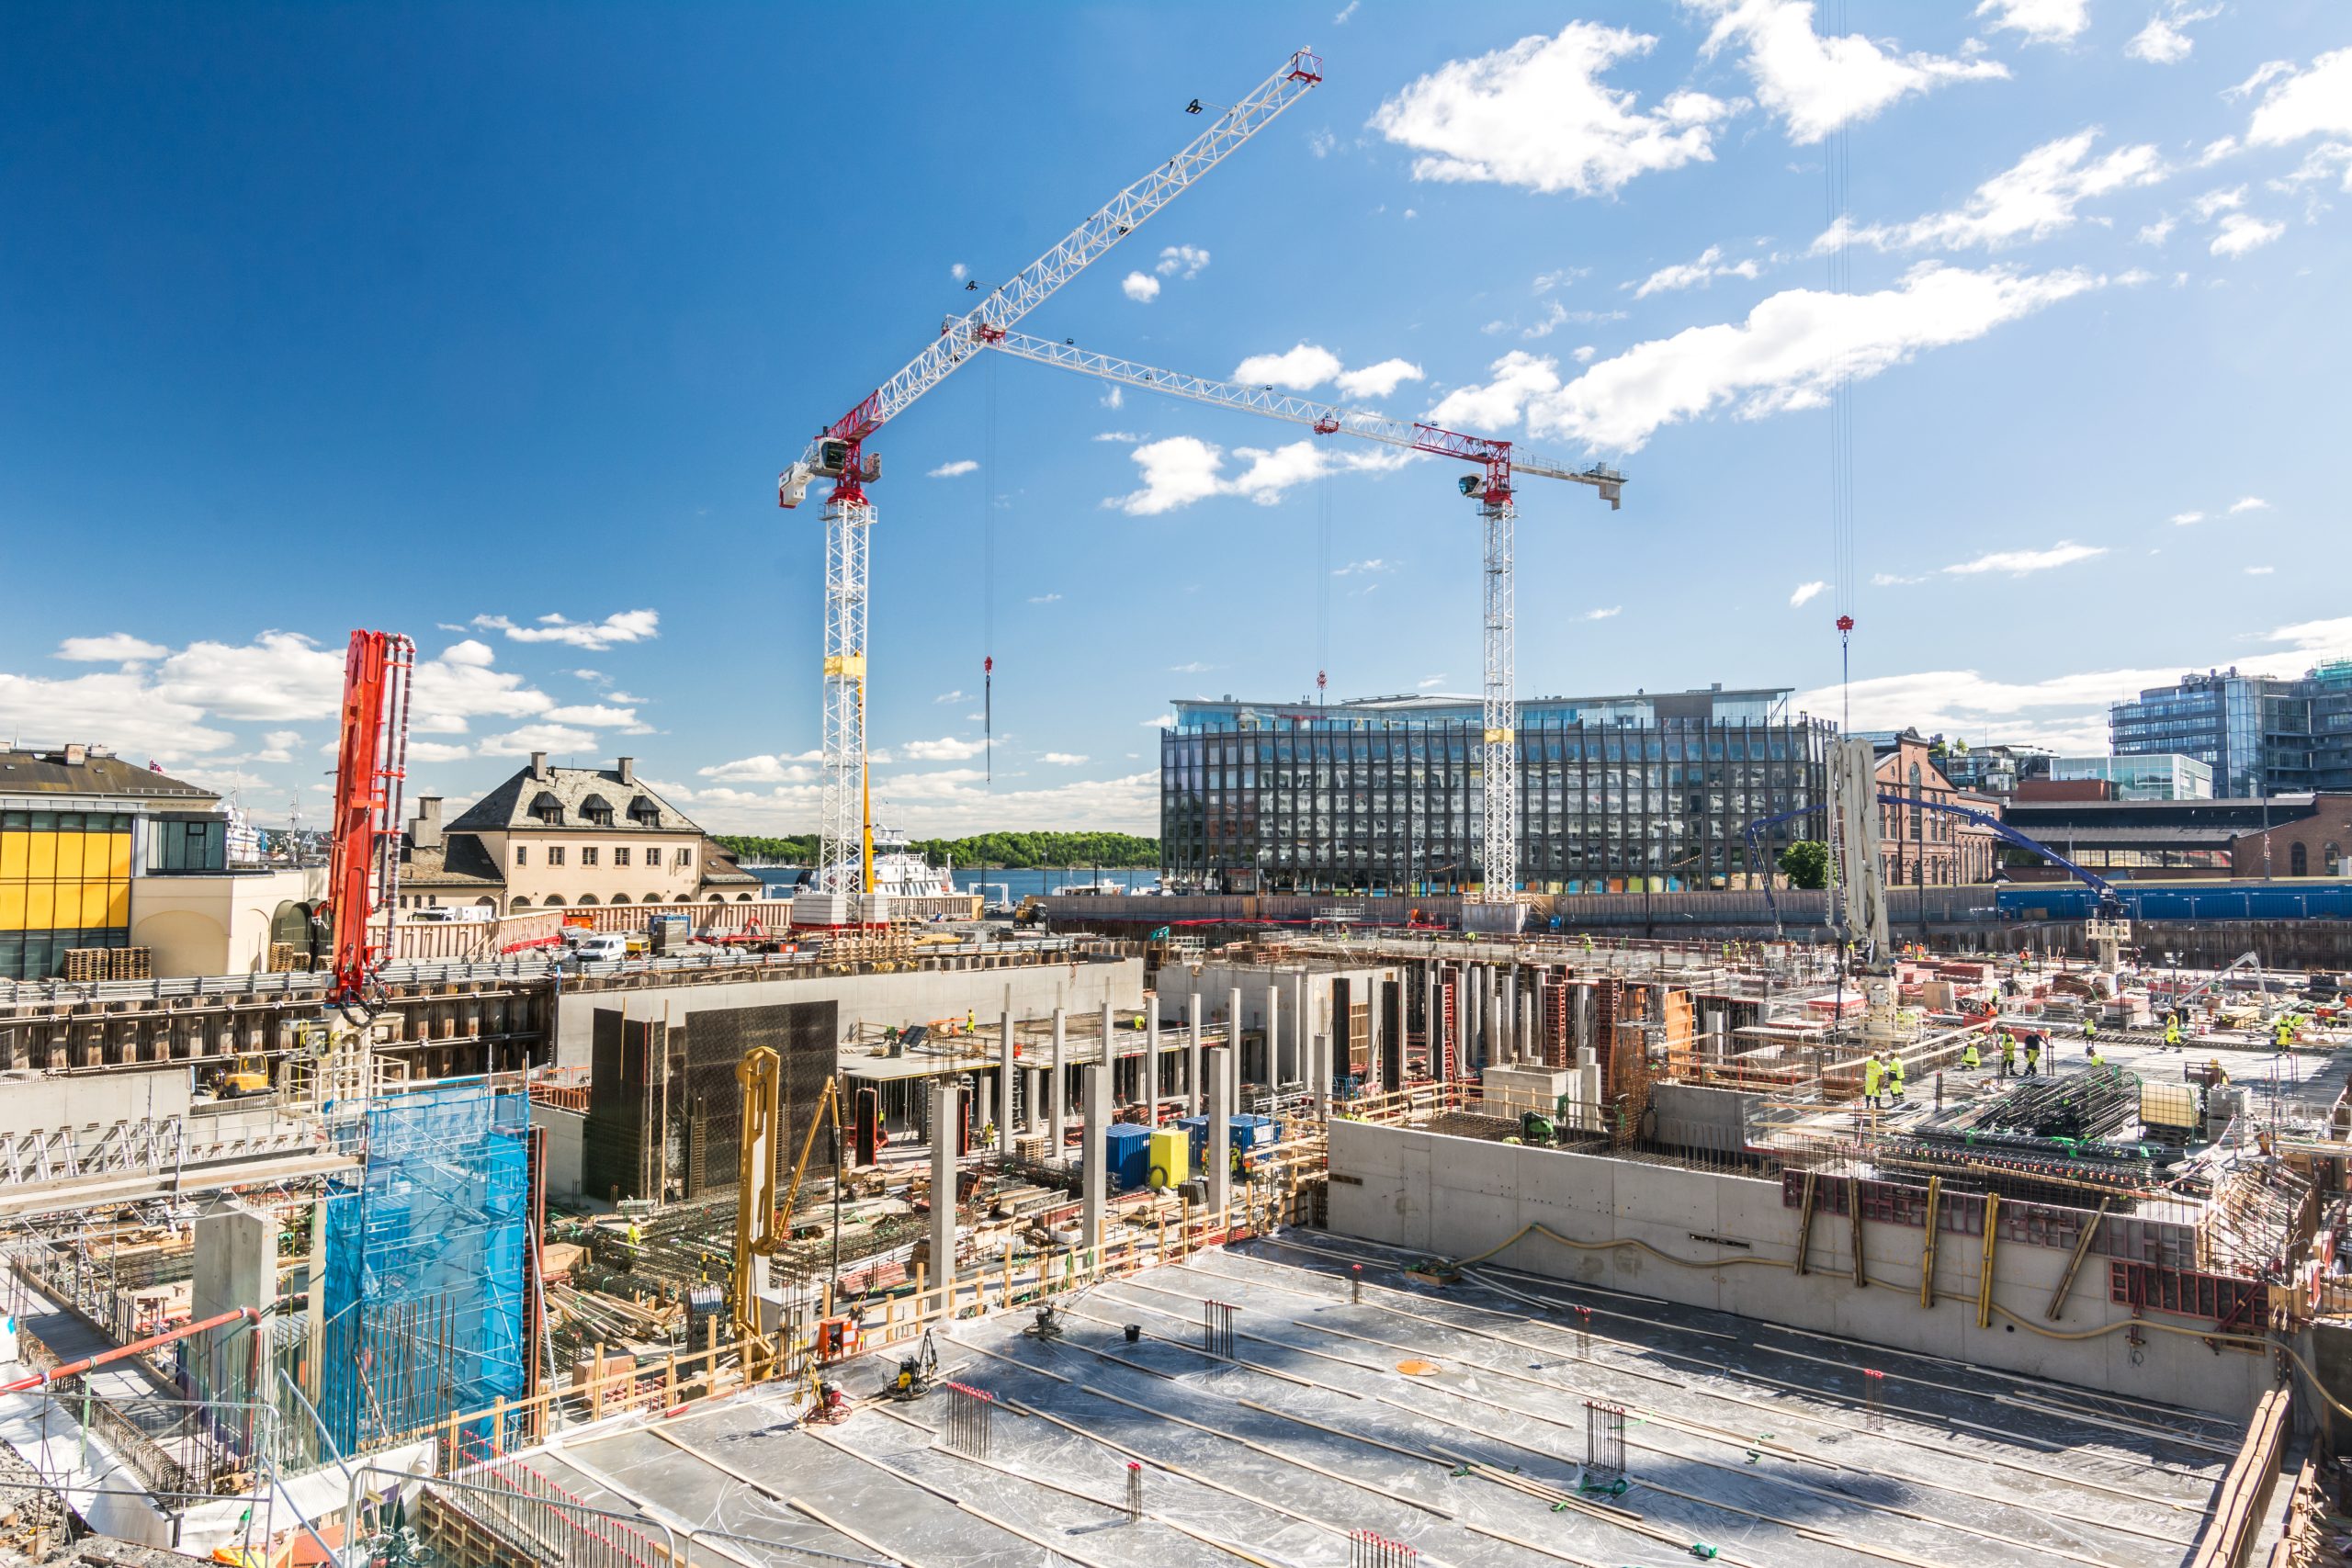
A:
<box><xmin>2050</xmin><ymin>753</ymin><xmax>2214</xmax><ymax>800</ymax></box>
<box><xmin>2110</xmin><ymin>668</ymin><xmax>2304</xmax><ymax>796</ymax></box>
<box><xmin>1159</xmin><ymin>686</ymin><xmax>1835</xmax><ymax>895</ymax></box>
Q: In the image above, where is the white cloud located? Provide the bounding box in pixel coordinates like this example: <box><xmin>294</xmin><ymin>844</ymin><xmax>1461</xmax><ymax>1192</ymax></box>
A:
<box><xmin>1334</xmin><ymin>357</ymin><xmax>1425</xmax><ymax>400</ymax></box>
<box><xmin>1332</xmin><ymin>558</ymin><xmax>1393</xmax><ymax>576</ymax></box>
<box><xmin>542</xmin><ymin>704</ymin><xmax>639</xmax><ymax>727</ymax></box>
<box><xmin>408</xmin><ymin>643</ymin><xmax>557</xmax><ymax>735</ymax></box>
<box><xmin>1871</xmin><ymin>571</ymin><xmax>1928</xmax><ymax>585</ymax></box>
<box><xmin>900</xmin><ymin>736</ymin><xmax>987</xmax><ymax>761</ymax></box>
<box><xmin>2245</xmin><ymin>566</ymin><xmax>2276</xmax><ymax>576</ymax></box>
<box><xmin>1795</xmin><ymin>664</ymin><xmax>2177</xmax><ymax>753</ymax></box>
<box><xmin>1417</xmin><ymin>676</ymin><xmax>1448</xmax><ymax>689</ymax></box>
<box><xmin>2124</xmin><ymin>5</ymin><xmax>2218</xmax><ymax>65</ymax></box>
<box><xmin>1333</xmin><ymin>0</ymin><xmax>1359</xmax><ymax>21</ymax></box>
<box><xmin>1573</xmin><ymin>344</ymin><xmax>1599</xmax><ymax>364</ymax></box>
<box><xmin>1309</xmin><ymin>129</ymin><xmax>1339</xmax><ymax>158</ymax></box>
<box><xmin>0</xmin><ymin>667</ymin><xmax>233</xmax><ymax>761</ymax></box>
<box><xmin>2137</xmin><ymin>215</ymin><xmax>2177</xmax><ymax>245</ymax></box>
<box><xmin>951</xmin><ymin>262</ymin><xmax>967</xmax><ymax>281</ymax></box>
<box><xmin>1581</xmin><ymin>605</ymin><xmax>1624</xmax><ymax>620</ymax></box>
<box><xmin>1973</xmin><ymin>0</ymin><xmax>2089</xmax><ymax>44</ymax></box>
<box><xmin>1155</xmin><ymin>244</ymin><xmax>1211</xmax><ymax>279</ymax></box>
<box><xmin>677</xmin><ymin>769</ymin><xmax>1159</xmax><ymax>838</ymax></box>
<box><xmin>2191</xmin><ymin>185</ymin><xmax>2245</xmax><ymax>219</ymax></box>
<box><xmin>153</xmin><ymin>632</ymin><xmax>345</xmax><ymax>722</ymax></box>
<box><xmin>478</xmin><ymin>724</ymin><xmax>599</xmax><ymax>758</ymax></box>
<box><xmin>2211</xmin><ymin>212</ymin><xmax>2285</xmax><ymax>257</ymax></box>
<box><xmin>1039</xmin><ymin>752</ymin><xmax>1090</xmax><ymax>765</ymax></box>
<box><xmin>2172</xmin><ymin>510</ymin><xmax>2205</xmax><ymax>525</ymax></box>
<box><xmin>1101</xmin><ymin>386</ymin><xmax>1124</xmax><ymax>410</ymax></box>
<box><xmin>471</xmin><ymin>608</ymin><xmax>659</xmax><ymax>651</ymax></box>
<box><xmin>1632</xmin><ymin>244</ymin><xmax>1766</xmax><ymax>297</ymax></box>
<box><xmin>1233</xmin><ymin>342</ymin><xmax>1345</xmax><ymax>389</ymax></box>
<box><xmin>2271</xmin><ymin>142</ymin><xmax>2352</xmax><ymax>196</ymax></box>
<box><xmin>933</xmin><ymin>690</ymin><xmax>968</xmax><ymax>704</ymax></box>
<box><xmin>698</xmin><ymin>752</ymin><xmax>821</xmax><ymax>784</ymax></box>
<box><xmin>1942</xmin><ymin>539</ymin><xmax>2106</xmax><ymax>575</ymax></box>
<box><xmin>1142</xmin><ymin>715</ymin><xmax>1176</xmax><ymax>729</ymax></box>
<box><xmin>1092</xmin><ymin>431</ymin><xmax>1140</xmax><ymax>444</ymax></box>
<box><xmin>1029</xmin><ymin>592</ymin><xmax>1062</xmax><ymax>604</ymax></box>
<box><xmin>2197</xmin><ymin>137</ymin><xmax>2238</xmax><ymax>166</ymax></box>
<box><xmin>2230</xmin><ymin>496</ymin><xmax>2271</xmax><ymax>513</ymax></box>
<box><xmin>403</xmin><ymin>740</ymin><xmax>473</xmax><ymax>765</ymax></box>
<box><xmin>247</xmin><ymin>729</ymin><xmax>304</xmax><ymax>764</ymax></box>
<box><xmin>2226</xmin><ymin>60</ymin><xmax>2297</xmax><ymax>101</ymax></box>
<box><xmin>1817</xmin><ymin>130</ymin><xmax>2165</xmax><ymax>253</ymax></box>
<box><xmin>55</xmin><ymin>633</ymin><xmax>169</xmax><ymax>663</ymax></box>
<box><xmin>1368</xmin><ymin>22</ymin><xmax>1734</xmax><ymax>196</ymax></box>
<box><xmin>442</xmin><ymin>638</ymin><xmax>497</xmax><ymax>667</ymax></box>
<box><xmin>1690</xmin><ymin>0</ymin><xmax>2007</xmax><ymax>144</ymax></box>
<box><xmin>1170</xmin><ymin>661</ymin><xmax>1212</xmax><ymax>673</ymax></box>
<box><xmin>1105</xmin><ymin>436</ymin><xmax>1413</xmax><ymax>516</ymax></box>
<box><xmin>1790</xmin><ymin>581</ymin><xmax>1828</xmax><ymax>606</ymax></box>
<box><xmin>928</xmin><ymin>459</ymin><xmax>979</xmax><ymax>478</ymax></box>
<box><xmin>1121</xmin><ymin>272</ymin><xmax>1161</xmax><ymax>303</ymax></box>
<box><xmin>1442</xmin><ymin>262</ymin><xmax>2102</xmax><ymax>453</ymax></box>
<box><xmin>568</xmin><ymin>668</ymin><xmax>608</xmax><ymax>684</ymax></box>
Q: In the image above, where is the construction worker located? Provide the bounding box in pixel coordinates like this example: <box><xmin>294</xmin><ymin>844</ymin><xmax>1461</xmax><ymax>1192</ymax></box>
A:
<box><xmin>2275</xmin><ymin>1014</ymin><xmax>2296</xmax><ymax>1051</ymax></box>
<box><xmin>1862</xmin><ymin>1052</ymin><xmax>1885</xmax><ymax>1111</ymax></box>
<box><xmin>2165</xmin><ymin>1017</ymin><xmax>2183</xmax><ymax>1050</ymax></box>
<box><xmin>1581</xmin><ymin>932</ymin><xmax>1594</xmax><ymax>954</ymax></box>
<box><xmin>1961</xmin><ymin>1039</ymin><xmax>1981</xmax><ymax>1072</ymax></box>
<box><xmin>2081</xmin><ymin>1016</ymin><xmax>2098</xmax><ymax>1053</ymax></box>
<box><xmin>1998</xmin><ymin>1030</ymin><xmax>2018</xmax><ymax>1077</ymax></box>
<box><xmin>978</xmin><ymin>1119</ymin><xmax>998</xmax><ymax>1150</ymax></box>
<box><xmin>1887</xmin><ymin>1053</ymin><xmax>1907</xmax><ymax>1105</ymax></box>
<box><xmin>1230</xmin><ymin>1143</ymin><xmax>1253</xmax><ymax>1181</ymax></box>
<box><xmin>2204</xmin><ymin>1057</ymin><xmax>2230</xmax><ymax>1089</ymax></box>
<box><xmin>626</xmin><ymin>1219</ymin><xmax>643</xmax><ymax>1248</ymax></box>
<box><xmin>2086</xmin><ymin>1044</ymin><xmax>2107</xmax><ymax>1071</ymax></box>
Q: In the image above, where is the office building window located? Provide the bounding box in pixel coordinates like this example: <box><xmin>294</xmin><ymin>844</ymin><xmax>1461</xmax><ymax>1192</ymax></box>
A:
<box><xmin>548</xmin><ymin>846</ymin><xmax>566</xmax><ymax>867</ymax></box>
<box><xmin>514</xmin><ymin>846</ymin><xmax>527</xmax><ymax>866</ymax></box>
<box><xmin>615</xmin><ymin>847</ymin><xmax>631</xmax><ymax>867</ymax></box>
<box><xmin>582</xmin><ymin>847</ymin><xmax>599</xmax><ymax>867</ymax></box>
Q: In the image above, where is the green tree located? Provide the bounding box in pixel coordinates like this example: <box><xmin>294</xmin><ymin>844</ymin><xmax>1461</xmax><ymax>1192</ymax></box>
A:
<box><xmin>1778</xmin><ymin>840</ymin><xmax>1830</xmax><ymax>890</ymax></box>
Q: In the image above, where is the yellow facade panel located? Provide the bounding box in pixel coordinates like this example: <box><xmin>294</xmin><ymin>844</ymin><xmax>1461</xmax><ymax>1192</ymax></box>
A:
<box><xmin>0</xmin><ymin>835</ymin><xmax>24</xmax><ymax>878</ymax></box>
<box><xmin>27</xmin><ymin>834</ymin><xmax>55</xmax><ymax>879</ymax></box>
<box><xmin>26</xmin><ymin>885</ymin><xmax>53</xmax><ymax>930</ymax></box>
<box><xmin>0</xmin><ymin>884</ymin><xmax>23</xmax><ymax>932</ymax></box>
<box><xmin>106</xmin><ymin>832</ymin><xmax>132</xmax><ymax>877</ymax></box>
<box><xmin>82</xmin><ymin>833</ymin><xmax>111</xmax><ymax>877</ymax></box>
<box><xmin>107</xmin><ymin>882</ymin><xmax>131</xmax><ymax>927</ymax></box>
<box><xmin>79</xmin><ymin>882</ymin><xmax>111</xmax><ymax>927</ymax></box>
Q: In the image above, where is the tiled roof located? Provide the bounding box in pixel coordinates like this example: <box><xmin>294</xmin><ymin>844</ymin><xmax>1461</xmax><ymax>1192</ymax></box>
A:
<box><xmin>447</xmin><ymin>763</ymin><xmax>695</xmax><ymax>833</ymax></box>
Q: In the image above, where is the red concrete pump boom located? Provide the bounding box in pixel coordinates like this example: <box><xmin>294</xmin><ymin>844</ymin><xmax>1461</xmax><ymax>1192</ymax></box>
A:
<box><xmin>327</xmin><ymin>630</ymin><xmax>414</xmax><ymax>1009</ymax></box>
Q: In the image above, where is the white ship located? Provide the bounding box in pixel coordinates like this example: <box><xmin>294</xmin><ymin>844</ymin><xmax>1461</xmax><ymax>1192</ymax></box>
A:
<box><xmin>866</xmin><ymin>824</ymin><xmax>953</xmax><ymax>898</ymax></box>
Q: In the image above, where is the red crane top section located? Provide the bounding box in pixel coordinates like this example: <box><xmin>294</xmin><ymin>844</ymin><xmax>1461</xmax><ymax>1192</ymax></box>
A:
<box><xmin>327</xmin><ymin>630</ymin><xmax>413</xmax><ymax>1006</ymax></box>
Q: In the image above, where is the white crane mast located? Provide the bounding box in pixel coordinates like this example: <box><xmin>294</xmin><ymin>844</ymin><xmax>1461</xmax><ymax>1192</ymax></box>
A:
<box><xmin>983</xmin><ymin>331</ymin><xmax>1626</xmax><ymax>913</ymax></box>
<box><xmin>778</xmin><ymin>51</ymin><xmax>1323</xmax><ymax>915</ymax></box>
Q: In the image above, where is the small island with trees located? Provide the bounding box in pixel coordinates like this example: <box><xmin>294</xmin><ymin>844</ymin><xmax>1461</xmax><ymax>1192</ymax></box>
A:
<box><xmin>713</xmin><ymin>830</ymin><xmax>1159</xmax><ymax>868</ymax></box>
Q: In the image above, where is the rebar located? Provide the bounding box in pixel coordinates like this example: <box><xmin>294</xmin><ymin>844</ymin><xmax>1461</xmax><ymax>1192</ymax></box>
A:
<box><xmin>1583</xmin><ymin>1399</ymin><xmax>1626</xmax><ymax>1475</ymax></box>
<box><xmin>1203</xmin><ymin>1299</ymin><xmax>1236</xmax><ymax>1360</ymax></box>
<box><xmin>1863</xmin><ymin>1368</ymin><xmax>1885</xmax><ymax>1430</ymax></box>
<box><xmin>1351</xmin><ymin>1528</ymin><xmax>1419</xmax><ymax>1567</ymax></box>
<box><xmin>945</xmin><ymin>1381</ymin><xmax>992</xmax><ymax>1459</ymax></box>
<box><xmin>1125</xmin><ymin>1460</ymin><xmax>1143</xmax><ymax>1522</ymax></box>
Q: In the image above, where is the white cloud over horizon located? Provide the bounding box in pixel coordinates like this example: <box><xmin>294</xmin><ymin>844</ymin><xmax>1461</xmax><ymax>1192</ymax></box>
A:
<box><xmin>1689</xmin><ymin>0</ymin><xmax>2007</xmax><ymax>144</ymax></box>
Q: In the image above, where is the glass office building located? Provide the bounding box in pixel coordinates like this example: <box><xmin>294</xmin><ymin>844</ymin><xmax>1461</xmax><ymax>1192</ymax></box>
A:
<box><xmin>2111</xmin><ymin>665</ymin><xmax>2352</xmax><ymax>797</ymax></box>
<box><xmin>1159</xmin><ymin>687</ymin><xmax>1835</xmax><ymax>895</ymax></box>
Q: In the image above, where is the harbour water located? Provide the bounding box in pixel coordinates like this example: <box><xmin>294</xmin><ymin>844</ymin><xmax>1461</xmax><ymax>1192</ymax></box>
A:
<box><xmin>750</xmin><ymin>865</ymin><xmax>1159</xmax><ymax>902</ymax></box>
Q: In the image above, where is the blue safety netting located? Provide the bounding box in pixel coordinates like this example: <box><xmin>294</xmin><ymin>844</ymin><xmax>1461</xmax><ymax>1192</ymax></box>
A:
<box><xmin>316</xmin><ymin>1080</ymin><xmax>531</xmax><ymax>1455</ymax></box>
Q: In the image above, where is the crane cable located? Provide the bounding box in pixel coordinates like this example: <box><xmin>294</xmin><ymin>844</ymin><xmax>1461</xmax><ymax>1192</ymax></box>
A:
<box><xmin>1317</xmin><ymin>469</ymin><xmax>1333</xmax><ymax>707</ymax></box>
<box><xmin>983</xmin><ymin>350</ymin><xmax>998</xmax><ymax>786</ymax></box>
<box><xmin>1824</xmin><ymin>0</ymin><xmax>1858</xmax><ymax>734</ymax></box>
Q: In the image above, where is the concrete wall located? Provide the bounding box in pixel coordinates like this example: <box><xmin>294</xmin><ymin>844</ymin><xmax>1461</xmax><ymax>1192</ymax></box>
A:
<box><xmin>531</xmin><ymin>1102</ymin><xmax>586</xmax><ymax>1201</ymax></box>
<box><xmin>550</xmin><ymin>956</ymin><xmax>1144</xmax><ymax>1069</ymax></box>
<box><xmin>1327</xmin><ymin>1118</ymin><xmax>2277</xmax><ymax>1418</ymax></box>
<box><xmin>0</xmin><ymin>1064</ymin><xmax>192</xmax><ymax>1139</ymax></box>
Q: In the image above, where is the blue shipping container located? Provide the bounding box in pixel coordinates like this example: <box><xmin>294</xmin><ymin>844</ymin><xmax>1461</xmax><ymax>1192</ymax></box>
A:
<box><xmin>1103</xmin><ymin>1124</ymin><xmax>1153</xmax><ymax>1190</ymax></box>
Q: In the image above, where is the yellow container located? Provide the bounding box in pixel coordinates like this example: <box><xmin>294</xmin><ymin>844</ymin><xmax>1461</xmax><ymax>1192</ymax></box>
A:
<box><xmin>1148</xmin><ymin>1127</ymin><xmax>1191</xmax><ymax>1190</ymax></box>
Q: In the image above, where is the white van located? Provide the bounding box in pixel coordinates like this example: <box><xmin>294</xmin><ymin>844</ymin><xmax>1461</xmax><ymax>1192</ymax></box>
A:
<box><xmin>571</xmin><ymin>932</ymin><xmax>637</xmax><ymax>964</ymax></box>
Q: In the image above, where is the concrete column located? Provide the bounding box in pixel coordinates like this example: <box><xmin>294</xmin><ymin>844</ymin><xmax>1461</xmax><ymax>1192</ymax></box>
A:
<box><xmin>1050</xmin><ymin>1009</ymin><xmax>1068</xmax><ymax>1161</ymax></box>
<box><xmin>1188</xmin><ymin>993</ymin><xmax>1204</xmax><ymax>1113</ymax></box>
<box><xmin>1294</xmin><ymin>972</ymin><xmax>1312</xmax><ymax>1090</ymax></box>
<box><xmin>1100</xmin><ymin>999</ymin><xmax>1116</xmax><ymax>1108</ymax></box>
<box><xmin>1000</xmin><ymin>1009</ymin><xmax>1016</xmax><ymax>1128</ymax></box>
<box><xmin>1573</xmin><ymin>984</ymin><xmax>1592</xmax><ymax>1055</ymax></box>
<box><xmin>1147</xmin><ymin>1000</ymin><xmax>1162</xmax><ymax>1121</ymax></box>
<box><xmin>1311</xmin><ymin>1032</ymin><xmax>1329</xmax><ymax>1118</ymax></box>
<box><xmin>1499</xmin><ymin>970</ymin><xmax>1516</xmax><ymax>1064</ymax></box>
<box><xmin>1204</xmin><ymin>1046</ymin><xmax>1233</xmax><ymax>1217</ymax></box>
<box><xmin>1366</xmin><ymin>975</ymin><xmax>1385</xmax><ymax>1093</ymax></box>
<box><xmin>1024</xmin><ymin>1067</ymin><xmax>1042</xmax><ymax>1133</ymax></box>
<box><xmin>974</xmin><ymin>1071</ymin><xmax>992</xmax><ymax>1130</ymax></box>
<box><xmin>1424</xmin><ymin>961</ymin><xmax>1440</xmax><ymax>1079</ymax></box>
<box><xmin>1080</xmin><ymin>1064</ymin><xmax>1110</xmax><ymax>1250</ymax></box>
<box><xmin>193</xmin><ymin>1196</ymin><xmax>271</xmax><ymax>1404</ymax></box>
<box><xmin>1227</xmin><ymin>986</ymin><xmax>1243</xmax><ymax>1085</ymax></box>
<box><xmin>931</xmin><ymin>1079</ymin><xmax>959</xmax><ymax>1302</ymax></box>
<box><xmin>1265</xmin><ymin>982</ymin><xmax>1282</xmax><ymax>1089</ymax></box>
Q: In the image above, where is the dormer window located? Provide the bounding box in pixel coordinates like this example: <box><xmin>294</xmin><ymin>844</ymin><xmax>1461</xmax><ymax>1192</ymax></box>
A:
<box><xmin>529</xmin><ymin>791</ymin><xmax>564</xmax><ymax>826</ymax></box>
<box><xmin>628</xmin><ymin>795</ymin><xmax>661</xmax><ymax>827</ymax></box>
<box><xmin>580</xmin><ymin>793</ymin><xmax>616</xmax><ymax>827</ymax></box>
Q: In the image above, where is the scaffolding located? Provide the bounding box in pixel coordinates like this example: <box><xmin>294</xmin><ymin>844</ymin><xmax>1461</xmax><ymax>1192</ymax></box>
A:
<box><xmin>313</xmin><ymin>1080</ymin><xmax>533</xmax><ymax>1459</ymax></box>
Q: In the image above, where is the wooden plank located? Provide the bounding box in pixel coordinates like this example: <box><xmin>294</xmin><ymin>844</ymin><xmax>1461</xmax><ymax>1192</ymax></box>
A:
<box><xmin>1795</xmin><ymin>1169</ymin><xmax>1818</xmax><ymax>1278</ymax></box>
<box><xmin>1919</xmin><ymin>1175</ymin><xmax>1941</xmax><ymax>1309</ymax></box>
<box><xmin>1976</xmin><ymin>1192</ymin><xmax>2001</xmax><ymax>1329</ymax></box>
<box><xmin>1849</xmin><ymin>1172</ymin><xmax>1867</xmax><ymax>1288</ymax></box>
<box><xmin>2047</xmin><ymin>1197</ymin><xmax>2111</xmax><ymax>1322</ymax></box>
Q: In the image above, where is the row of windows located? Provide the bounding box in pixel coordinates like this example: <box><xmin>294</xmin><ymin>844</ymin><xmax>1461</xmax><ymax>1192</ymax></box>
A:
<box><xmin>0</xmin><ymin>925</ymin><xmax>130</xmax><ymax>981</ymax></box>
<box><xmin>522</xmin><ymin>845</ymin><xmax>694</xmax><ymax>870</ymax></box>
<box><xmin>0</xmin><ymin>811</ymin><xmax>138</xmax><ymax>832</ymax></box>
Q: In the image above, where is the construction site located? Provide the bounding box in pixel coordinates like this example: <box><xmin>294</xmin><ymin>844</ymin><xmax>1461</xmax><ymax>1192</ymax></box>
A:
<box><xmin>11</xmin><ymin>37</ymin><xmax>2352</xmax><ymax>1568</ymax></box>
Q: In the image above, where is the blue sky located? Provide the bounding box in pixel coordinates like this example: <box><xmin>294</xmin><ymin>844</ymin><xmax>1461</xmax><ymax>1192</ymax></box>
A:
<box><xmin>4</xmin><ymin>2</ymin><xmax>2347</xmax><ymax>835</ymax></box>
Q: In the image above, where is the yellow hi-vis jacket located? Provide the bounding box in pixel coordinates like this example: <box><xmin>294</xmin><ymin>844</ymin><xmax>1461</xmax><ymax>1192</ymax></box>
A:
<box><xmin>1863</xmin><ymin>1059</ymin><xmax>1884</xmax><ymax>1095</ymax></box>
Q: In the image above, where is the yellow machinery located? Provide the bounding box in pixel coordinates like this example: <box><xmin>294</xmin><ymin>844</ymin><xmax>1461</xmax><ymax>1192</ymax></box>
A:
<box><xmin>733</xmin><ymin>1053</ymin><xmax>842</xmax><ymax>1383</ymax></box>
<box><xmin>220</xmin><ymin>1053</ymin><xmax>273</xmax><ymax>1098</ymax></box>
<box><xmin>1148</xmin><ymin>1127</ymin><xmax>1191</xmax><ymax>1190</ymax></box>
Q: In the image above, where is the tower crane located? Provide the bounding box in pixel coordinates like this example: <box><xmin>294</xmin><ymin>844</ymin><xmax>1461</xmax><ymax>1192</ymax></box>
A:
<box><xmin>777</xmin><ymin>48</ymin><xmax>1324</xmax><ymax>921</ymax></box>
<box><xmin>981</xmin><ymin>330</ymin><xmax>1627</xmax><ymax>915</ymax></box>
